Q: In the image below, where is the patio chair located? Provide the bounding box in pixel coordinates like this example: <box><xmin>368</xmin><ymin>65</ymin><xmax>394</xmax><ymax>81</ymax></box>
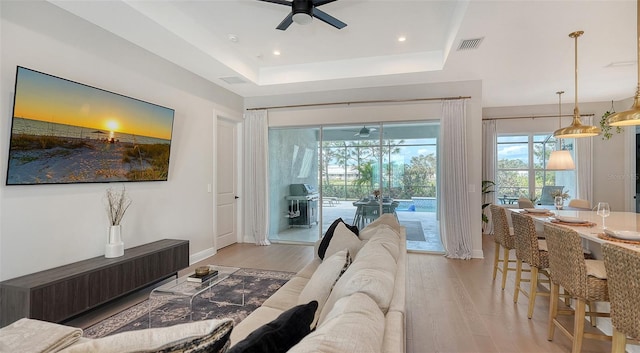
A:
<box><xmin>361</xmin><ymin>204</ymin><xmax>381</xmax><ymax>225</ymax></box>
<box><xmin>539</xmin><ymin>186</ymin><xmax>564</xmax><ymax>205</ymax></box>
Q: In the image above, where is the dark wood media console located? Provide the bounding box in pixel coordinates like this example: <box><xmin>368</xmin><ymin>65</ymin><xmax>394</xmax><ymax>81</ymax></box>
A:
<box><xmin>0</xmin><ymin>239</ymin><xmax>189</xmax><ymax>327</ymax></box>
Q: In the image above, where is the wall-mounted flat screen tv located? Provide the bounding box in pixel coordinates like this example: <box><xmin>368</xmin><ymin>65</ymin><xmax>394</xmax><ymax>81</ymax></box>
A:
<box><xmin>6</xmin><ymin>66</ymin><xmax>175</xmax><ymax>185</ymax></box>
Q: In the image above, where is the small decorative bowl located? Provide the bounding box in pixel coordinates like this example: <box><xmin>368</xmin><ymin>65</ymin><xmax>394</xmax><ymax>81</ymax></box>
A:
<box><xmin>195</xmin><ymin>266</ymin><xmax>210</xmax><ymax>276</ymax></box>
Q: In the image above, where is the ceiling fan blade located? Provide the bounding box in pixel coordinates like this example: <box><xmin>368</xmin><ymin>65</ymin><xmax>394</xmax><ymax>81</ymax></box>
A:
<box><xmin>312</xmin><ymin>8</ymin><xmax>347</xmax><ymax>29</ymax></box>
<box><xmin>258</xmin><ymin>0</ymin><xmax>292</xmax><ymax>6</ymax></box>
<box><xmin>276</xmin><ymin>13</ymin><xmax>294</xmax><ymax>30</ymax></box>
<box><xmin>312</xmin><ymin>0</ymin><xmax>337</xmax><ymax>6</ymax></box>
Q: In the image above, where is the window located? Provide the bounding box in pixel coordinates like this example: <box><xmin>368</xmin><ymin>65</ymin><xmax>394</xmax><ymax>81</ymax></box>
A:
<box><xmin>496</xmin><ymin>134</ymin><xmax>575</xmax><ymax>204</ymax></box>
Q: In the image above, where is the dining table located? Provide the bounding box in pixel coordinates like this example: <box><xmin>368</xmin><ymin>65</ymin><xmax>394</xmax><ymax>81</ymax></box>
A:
<box><xmin>506</xmin><ymin>207</ymin><xmax>640</xmax><ymax>258</ymax></box>
<box><xmin>352</xmin><ymin>198</ymin><xmax>397</xmax><ymax>228</ymax></box>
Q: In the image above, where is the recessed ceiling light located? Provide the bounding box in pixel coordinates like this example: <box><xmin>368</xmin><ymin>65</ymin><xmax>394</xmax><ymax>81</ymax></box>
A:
<box><xmin>273</xmin><ymin>50</ymin><xmax>281</xmax><ymax>56</ymax></box>
<box><xmin>398</xmin><ymin>36</ymin><xmax>406</xmax><ymax>42</ymax></box>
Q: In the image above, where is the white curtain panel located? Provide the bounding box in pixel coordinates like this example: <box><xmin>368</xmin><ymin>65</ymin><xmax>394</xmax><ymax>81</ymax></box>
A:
<box><xmin>243</xmin><ymin>110</ymin><xmax>271</xmax><ymax>245</ymax></box>
<box><xmin>482</xmin><ymin>120</ymin><xmax>497</xmax><ymax>234</ymax></box>
<box><xmin>440</xmin><ymin>100</ymin><xmax>473</xmax><ymax>259</ymax></box>
<box><xmin>575</xmin><ymin>116</ymin><xmax>593</xmax><ymax>205</ymax></box>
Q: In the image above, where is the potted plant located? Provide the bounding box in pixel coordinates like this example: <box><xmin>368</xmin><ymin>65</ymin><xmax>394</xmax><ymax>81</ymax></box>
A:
<box><xmin>550</xmin><ymin>188</ymin><xmax>570</xmax><ymax>209</ymax></box>
<box><xmin>482</xmin><ymin>180</ymin><xmax>495</xmax><ymax>231</ymax></box>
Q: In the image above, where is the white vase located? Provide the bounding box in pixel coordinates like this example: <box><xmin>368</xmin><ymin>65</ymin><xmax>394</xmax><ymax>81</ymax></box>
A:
<box><xmin>105</xmin><ymin>225</ymin><xmax>124</xmax><ymax>258</ymax></box>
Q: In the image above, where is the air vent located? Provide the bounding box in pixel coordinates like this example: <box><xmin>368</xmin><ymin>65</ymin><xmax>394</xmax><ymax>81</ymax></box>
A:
<box><xmin>219</xmin><ymin>76</ymin><xmax>247</xmax><ymax>84</ymax></box>
<box><xmin>457</xmin><ymin>37</ymin><xmax>484</xmax><ymax>51</ymax></box>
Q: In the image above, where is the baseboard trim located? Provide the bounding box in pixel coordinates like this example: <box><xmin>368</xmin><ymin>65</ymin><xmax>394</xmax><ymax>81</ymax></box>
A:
<box><xmin>242</xmin><ymin>236</ymin><xmax>256</xmax><ymax>244</ymax></box>
<box><xmin>472</xmin><ymin>249</ymin><xmax>484</xmax><ymax>259</ymax></box>
<box><xmin>190</xmin><ymin>247</ymin><xmax>216</xmax><ymax>265</ymax></box>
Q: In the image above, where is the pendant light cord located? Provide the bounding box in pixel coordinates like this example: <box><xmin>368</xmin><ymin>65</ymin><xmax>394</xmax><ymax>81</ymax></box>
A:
<box><xmin>574</xmin><ymin>32</ymin><xmax>580</xmax><ymax>117</ymax></box>
<box><xmin>557</xmin><ymin>91</ymin><xmax>564</xmax><ymax>130</ymax></box>
<box><xmin>557</xmin><ymin>91</ymin><xmax>564</xmax><ymax>148</ymax></box>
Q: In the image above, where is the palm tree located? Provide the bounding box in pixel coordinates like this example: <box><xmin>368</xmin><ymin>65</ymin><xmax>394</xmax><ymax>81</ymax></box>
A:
<box><xmin>354</xmin><ymin>161</ymin><xmax>376</xmax><ymax>195</ymax></box>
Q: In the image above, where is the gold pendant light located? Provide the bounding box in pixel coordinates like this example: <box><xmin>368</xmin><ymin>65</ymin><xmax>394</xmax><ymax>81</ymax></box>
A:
<box><xmin>606</xmin><ymin>0</ymin><xmax>640</xmax><ymax>126</ymax></box>
<box><xmin>553</xmin><ymin>31</ymin><xmax>601</xmax><ymax>138</ymax></box>
<box><xmin>548</xmin><ymin>91</ymin><xmax>576</xmax><ymax>170</ymax></box>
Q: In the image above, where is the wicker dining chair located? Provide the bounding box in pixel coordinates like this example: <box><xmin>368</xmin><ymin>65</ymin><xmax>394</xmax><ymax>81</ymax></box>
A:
<box><xmin>602</xmin><ymin>243</ymin><xmax>640</xmax><ymax>353</ymax></box>
<box><xmin>568</xmin><ymin>199</ymin><xmax>591</xmax><ymax>210</ymax></box>
<box><xmin>544</xmin><ymin>224</ymin><xmax>611</xmax><ymax>353</ymax></box>
<box><xmin>490</xmin><ymin>205</ymin><xmax>517</xmax><ymax>290</ymax></box>
<box><xmin>511</xmin><ymin>212</ymin><xmax>550</xmax><ymax>319</ymax></box>
<box><xmin>517</xmin><ymin>197</ymin><xmax>535</xmax><ymax>209</ymax></box>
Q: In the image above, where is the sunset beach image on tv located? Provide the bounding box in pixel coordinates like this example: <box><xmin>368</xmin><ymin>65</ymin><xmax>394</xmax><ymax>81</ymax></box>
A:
<box><xmin>6</xmin><ymin>66</ymin><xmax>175</xmax><ymax>185</ymax></box>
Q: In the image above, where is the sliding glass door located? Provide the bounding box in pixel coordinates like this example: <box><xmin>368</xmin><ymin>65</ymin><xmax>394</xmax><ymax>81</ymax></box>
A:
<box><xmin>268</xmin><ymin>121</ymin><xmax>443</xmax><ymax>253</ymax></box>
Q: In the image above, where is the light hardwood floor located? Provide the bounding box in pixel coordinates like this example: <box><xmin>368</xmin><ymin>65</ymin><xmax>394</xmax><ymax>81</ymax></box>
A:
<box><xmin>70</xmin><ymin>237</ymin><xmax>613</xmax><ymax>353</ymax></box>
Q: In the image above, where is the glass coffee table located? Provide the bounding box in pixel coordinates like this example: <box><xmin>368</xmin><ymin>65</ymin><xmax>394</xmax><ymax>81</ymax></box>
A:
<box><xmin>148</xmin><ymin>265</ymin><xmax>244</xmax><ymax>327</ymax></box>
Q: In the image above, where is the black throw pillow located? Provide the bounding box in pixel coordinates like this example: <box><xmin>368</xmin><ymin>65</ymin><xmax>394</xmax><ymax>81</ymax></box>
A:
<box><xmin>318</xmin><ymin>218</ymin><xmax>360</xmax><ymax>260</ymax></box>
<box><xmin>344</xmin><ymin>222</ymin><xmax>359</xmax><ymax>236</ymax></box>
<box><xmin>318</xmin><ymin>218</ymin><xmax>343</xmax><ymax>259</ymax></box>
<box><xmin>227</xmin><ymin>300</ymin><xmax>318</xmax><ymax>353</ymax></box>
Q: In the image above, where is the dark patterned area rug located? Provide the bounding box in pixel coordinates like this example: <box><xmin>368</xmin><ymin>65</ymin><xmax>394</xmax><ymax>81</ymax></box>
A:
<box><xmin>83</xmin><ymin>268</ymin><xmax>294</xmax><ymax>339</ymax></box>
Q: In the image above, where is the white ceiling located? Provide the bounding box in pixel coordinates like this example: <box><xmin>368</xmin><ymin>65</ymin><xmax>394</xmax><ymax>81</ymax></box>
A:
<box><xmin>49</xmin><ymin>0</ymin><xmax>637</xmax><ymax>108</ymax></box>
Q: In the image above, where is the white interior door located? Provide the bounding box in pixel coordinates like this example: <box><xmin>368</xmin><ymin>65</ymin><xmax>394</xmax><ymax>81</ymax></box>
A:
<box><xmin>216</xmin><ymin>119</ymin><xmax>238</xmax><ymax>249</ymax></box>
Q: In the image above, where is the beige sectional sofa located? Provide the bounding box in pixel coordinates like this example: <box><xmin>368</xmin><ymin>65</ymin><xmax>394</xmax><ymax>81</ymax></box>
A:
<box><xmin>0</xmin><ymin>214</ymin><xmax>406</xmax><ymax>353</ymax></box>
<box><xmin>230</xmin><ymin>214</ymin><xmax>407</xmax><ymax>353</ymax></box>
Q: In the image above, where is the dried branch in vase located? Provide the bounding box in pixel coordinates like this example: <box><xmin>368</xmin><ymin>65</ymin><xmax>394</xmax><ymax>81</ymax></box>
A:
<box><xmin>105</xmin><ymin>186</ymin><xmax>132</xmax><ymax>226</ymax></box>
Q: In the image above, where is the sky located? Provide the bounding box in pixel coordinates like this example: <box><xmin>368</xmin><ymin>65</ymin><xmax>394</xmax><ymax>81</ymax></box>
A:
<box><xmin>12</xmin><ymin>67</ymin><xmax>174</xmax><ymax>140</ymax></box>
<box><xmin>497</xmin><ymin>135</ymin><xmax>557</xmax><ymax>164</ymax></box>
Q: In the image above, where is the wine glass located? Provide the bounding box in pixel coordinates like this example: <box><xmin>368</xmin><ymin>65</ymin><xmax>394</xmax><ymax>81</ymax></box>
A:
<box><xmin>597</xmin><ymin>202</ymin><xmax>611</xmax><ymax>229</ymax></box>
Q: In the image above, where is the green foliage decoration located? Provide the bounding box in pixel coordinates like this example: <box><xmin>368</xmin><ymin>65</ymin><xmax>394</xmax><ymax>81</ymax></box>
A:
<box><xmin>599</xmin><ymin>109</ymin><xmax>623</xmax><ymax>140</ymax></box>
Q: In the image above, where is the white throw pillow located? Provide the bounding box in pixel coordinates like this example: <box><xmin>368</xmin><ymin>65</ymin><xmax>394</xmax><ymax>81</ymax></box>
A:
<box><xmin>324</xmin><ymin>222</ymin><xmax>363</xmax><ymax>259</ymax></box>
<box><xmin>359</xmin><ymin>214</ymin><xmax>401</xmax><ymax>239</ymax></box>
<box><xmin>317</xmin><ymin>239</ymin><xmax>398</xmax><ymax>325</ymax></box>
<box><xmin>297</xmin><ymin>250</ymin><xmax>351</xmax><ymax>327</ymax></box>
<box><xmin>288</xmin><ymin>293</ymin><xmax>385</xmax><ymax>353</ymax></box>
<box><xmin>361</xmin><ymin>228</ymin><xmax>401</xmax><ymax>261</ymax></box>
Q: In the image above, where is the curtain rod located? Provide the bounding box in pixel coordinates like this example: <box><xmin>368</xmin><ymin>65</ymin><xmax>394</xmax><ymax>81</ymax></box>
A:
<box><xmin>482</xmin><ymin>113</ymin><xmax>594</xmax><ymax>121</ymax></box>
<box><xmin>246</xmin><ymin>96</ymin><xmax>471</xmax><ymax>111</ymax></box>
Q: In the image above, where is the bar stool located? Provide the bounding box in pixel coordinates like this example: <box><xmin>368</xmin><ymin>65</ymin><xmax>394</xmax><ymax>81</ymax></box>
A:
<box><xmin>602</xmin><ymin>243</ymin><xmax>640</xmax><ymax>353</ymax></box>
<box><xmin>544</xmin><ymin>224</ymin><xmax>611</xmax><ymax>353</ymax></box>
<box><xmin>511</xmin><ymin>212</ymin><xmax>550</xmax><ymax>319</ymax></box>
<box><xmin>490</xmin><ymin>205</ymin><xmax>517</xmax><ymax>290</ymax></box>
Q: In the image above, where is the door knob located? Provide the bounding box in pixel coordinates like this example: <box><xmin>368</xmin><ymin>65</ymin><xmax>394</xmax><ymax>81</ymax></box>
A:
<box><xmin>235</xmin><ymin>196</ymin><xmax>239</xmax><ymax>199</ymax></box>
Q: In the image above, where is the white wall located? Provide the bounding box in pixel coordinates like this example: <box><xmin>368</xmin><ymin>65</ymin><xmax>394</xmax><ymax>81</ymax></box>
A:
<box><xmin>0</xmin><ymin>1</ymin><xmax>243</xmax><ymax>280</ymax></box>
<box><xmin>246</xmin><ymin>80</ymin><xmax>485</xmax><ymax>258</ymax></box>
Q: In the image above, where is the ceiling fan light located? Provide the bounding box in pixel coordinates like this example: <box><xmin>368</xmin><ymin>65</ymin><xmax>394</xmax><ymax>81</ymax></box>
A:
<box><xmin>358</xmin><ymin>127</ymin><xmax>370</xmax><ymax>137</ymax></box>
<box><xmin>292</xmin><ymin>13</ymin><xmax>312</xmax><ymax>25</ymax></box>
<box><xmin>547</xmin><ymin>150</ymin><xmax>575</xmax><ymax>170</ymax></box>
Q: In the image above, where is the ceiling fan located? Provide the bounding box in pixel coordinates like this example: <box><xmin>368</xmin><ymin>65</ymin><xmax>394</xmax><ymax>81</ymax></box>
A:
<box><xmin>355</xmin><ymin>126</ymin><xmax>377</xmax><ymax>137</ymax></box>
<box><xmin>258</xmin><ymin>0</ymin><xmax>347</xmax><ymax>31</ymax></box>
